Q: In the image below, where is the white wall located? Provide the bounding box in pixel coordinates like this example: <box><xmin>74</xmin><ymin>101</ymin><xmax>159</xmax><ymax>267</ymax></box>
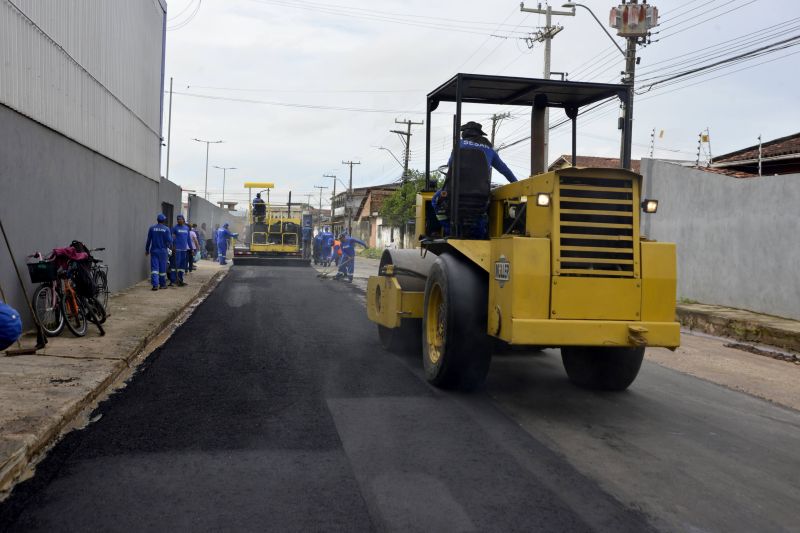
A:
<box><xmin>642</xmin><ymin>158</ymin><xmax>800</xmax><ymax>320</ymax></box>
<box><xmin>0</xmin><ymin>0</ymin><xmax>166</xmax><ymax>181</ymax></box>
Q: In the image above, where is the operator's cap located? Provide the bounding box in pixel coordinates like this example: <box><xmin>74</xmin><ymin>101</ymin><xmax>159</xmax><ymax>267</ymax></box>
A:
<box><xmin>223</xmin><ymin>222</ymin><xmax>229</xmax><ymax>227</ymax></box>
<box><xmin>157</xmin><ymin>213</ymin><xmax>167</xmax><ymax>222</ymax></box>
<box><xmin>460</xmin><ymin>121</ymin><xmax>487</xmax><ymax>137</ymax></box>
<box><xmin>177</xmin><ymin>214</ymin><xmax>185</xmax><ymax>221</ymax></box>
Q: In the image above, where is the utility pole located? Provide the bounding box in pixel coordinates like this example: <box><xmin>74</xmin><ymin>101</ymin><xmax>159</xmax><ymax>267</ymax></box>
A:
<box><xmin>391</xmin><ymin>119</ymin><xmax>423</xmax><ymax>181</ymax></box>
<box><xmin>192</xmin><ymin>138</ymin><xmax>224</xmax><ymax>199</ymax></box>
<box><xmin>323</xmin><ymin>174</ymin><xmax>337</xmax><ymax>232</ymax></box>
<box><xmin>304</xmin><ymin>193</ymin><xmax>313</xmax><ymax>211</ymax></box>
<box><xmin>520</xmin><ymin>2</ymin><xmax>574</xmax><ymax>167</ymax></box>
<box><xmin>341</xmin><ymin>161</ymin><xmax>360</xmax><ymax>234</ymax></box>
<box><xmin>212</xmin><ymin>165</ymin><xmax>236</xmax><ymax>202</ymax></box>
<box><xmin>165</xmin><ymin>77</ymin><xmax>173</xmax><ymax>181</ymax></box>
<box><xmin>314</xmin><ymin>185</ymin><xmax>328</xmax><ymax>229</ymax></box>
<box><xmin>490</xmin><ymin>112</ymin><xmax>512</xmax><ymax>146</ymax></box>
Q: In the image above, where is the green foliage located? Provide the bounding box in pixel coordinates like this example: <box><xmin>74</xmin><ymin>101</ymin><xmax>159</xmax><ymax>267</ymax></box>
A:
<box><xmin>379</xmin><ymin>169</ymin><xmax>441</xmax><ymax>228</ymax></box>
<box><xmin>358</xmin><ymin>247</ymin><xmax>384</xmax><ymax>259</ymax></box>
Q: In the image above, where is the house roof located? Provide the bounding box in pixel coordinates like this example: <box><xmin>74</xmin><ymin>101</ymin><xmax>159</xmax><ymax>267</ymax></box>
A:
<box><xmin>354</xmin><ymin>188</ymin><xmax>397</xmax><ymax>220</ymax></box>
<box><xmin>713</xmin><ymin>132</ymin><xmax>800</xmax><ymax>164</ymax></box>
<box><xmin>549</xmin><ymin>155</ymin><xmax>641</xmax><ymax>173</ymax></box>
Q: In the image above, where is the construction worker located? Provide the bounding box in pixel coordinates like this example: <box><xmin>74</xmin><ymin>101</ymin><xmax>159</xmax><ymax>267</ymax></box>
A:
<box><xmin>0</xmin><ymin>301</ymin><xmax>22</xmax><ymax>351</ymax></box>
<box><xmin>433</xmin><ymin>121</ymin><xmax>518</xmax><ymax>238</ymax></box>
<box><xmin>253</xmin><ymin>192</ymin><xmax>266</xmax><ymax>222</ymax></box>
<box><xmin>333</xmin><ymin>233</ymin><xmax>367</xmax><ymax>282</ymax></box>
<box><xmin>216</xmin><ymin>222</ymin><xmax>239</xmax><ymax>265</ymax></box>
<box><xmin>145</xmin><ymin>213</ymin><xmax>172</xmax><ymax>290</ymax></box>
<box><xmin>171</xmin><ymin>214</ymin><xmax>191</xmax><ymax>286</ymax></box>
<box><xmin>319</xmin><ymin>226</ymin><xmax>334</xmax><ymax>266</ymax></box>
<box><xmin>302</xmin><ymin>224</ymin><xmax>313</xmax><ymax>260</ymax></box>
<box><xmin>312</xmin><ymin>230</ymin><xmax>323</xmax><ymax>264</ymax></box>
<box><xmin>332</xmin><ymin>235</ymin><xmax>342</xmax><ymax>266</ymax></box>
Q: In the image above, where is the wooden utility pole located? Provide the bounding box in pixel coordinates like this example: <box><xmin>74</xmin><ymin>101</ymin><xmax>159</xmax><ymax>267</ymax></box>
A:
<box><xmin>313</xmin><ymin>185</ymin><xmax>328</xmax><ymax>229</ymax></box>
<box><xmin>341</xmin><ymin>161</ymin><xmax>360</xmax><ymax>234</ymax></box>
<box><xmin>324</xmin><ymin>174</ymin><xmax>337</xmax><ymax>233</ymax></box>
<box><xmin>391</xmin><ymin>119</ymin><xmax>423</xmax><ymax>182</ymax></box>
<box><xmin>490</xmin><ymin>112</ymin><xmax>512</xmax><ymax>145</ymax></box>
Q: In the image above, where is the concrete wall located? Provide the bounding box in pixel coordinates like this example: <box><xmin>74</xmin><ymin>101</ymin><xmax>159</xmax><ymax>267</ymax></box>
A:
<box><xmin>641</xmin><ymin>158</ymin><xmax>800</xmax><ymax>320</ymax></box>
<box><xmin>0</xmin><ymin>104</ymin><xmax>165</xmax><ymax>325</ymax></box>
<box><xmin>186</xmin><ymin>195</ymin><xmax>245</xmax><ymax>242</ymax></box>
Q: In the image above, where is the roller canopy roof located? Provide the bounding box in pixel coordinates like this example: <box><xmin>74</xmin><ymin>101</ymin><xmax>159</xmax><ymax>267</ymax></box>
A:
<box><xmin>427</xmin><ymin>74</ymin><xmax>629</xmax><ymax>111</ymax></box>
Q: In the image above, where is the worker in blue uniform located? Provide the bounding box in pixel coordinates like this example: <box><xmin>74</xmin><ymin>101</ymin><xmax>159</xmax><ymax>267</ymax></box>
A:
<box><xmin>145</xmin><ymin>213</ymin><xmax>173</xmax><ymax>290</ymax></box>
<box><xmin>312</xmin><ymin>231</ymin><xmax>323</xmax><ymax>264</ymax></box>
<box><xmin>302</xmin><ymin>225</ymin><xmax>313</xmax><ymax>259</ymax></box>
<box><xmin>432</xmin><ymin>121</ymin><xmax>518</xmax><ymax>238</ymax></box>
<box><xmin>319</xmin><ymin>226</ymin><xmax>334</xmax><ymax>266</ymax></box>
<box><xmin>333</xmin><ymin>233</ymin><xmax>368</xmax><ymax>282</ymax></box>
<box><xmin>171</xmin><ymin>215</ymin><xmax>191</xmax><ymax>286</ymax></box>
<box><xmin>216</xmin><ymin>222</ymin><xmax>239</xmax><ymax>265</ymax></box>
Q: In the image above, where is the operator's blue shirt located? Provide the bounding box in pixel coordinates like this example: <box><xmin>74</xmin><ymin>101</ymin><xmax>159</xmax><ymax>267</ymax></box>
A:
<box><xmin>448</xmin><ymin>139</ymin><xmax>518</xmax><ymax>183</ymax></box>
<box><xmin>145</xmin><ymin>224</ymin><xmax>172</xmax><ymax>252</ymax></box>
<box><xmin>337</xmin><ymin>237</ymin><xmax>367</xmax><ymax>257</ymax></box>
<box><xmin>302</xmin><ymin>227</ymin><xmax>313</xmax><ymax>241</ymax></box>
<box><xmin>172</xmin><ymin>224</ymin><xmax>191</xmax><ymax>251</ymax></box>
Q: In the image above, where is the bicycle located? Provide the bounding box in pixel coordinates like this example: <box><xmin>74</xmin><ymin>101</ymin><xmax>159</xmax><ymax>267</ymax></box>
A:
<box><xmin>70</xmin><ymin>241</ymin><xmax>108</xmax><ymax>312</ymax></box>
<box><xmin>68</xmin><ymin>260</ymin><xmax>105</xmax><ymax>336</ymax></box>
<box><xmin>28</xmin><ymin>253</ymin><xmax>65</xmax><ymax>336</ymax></box>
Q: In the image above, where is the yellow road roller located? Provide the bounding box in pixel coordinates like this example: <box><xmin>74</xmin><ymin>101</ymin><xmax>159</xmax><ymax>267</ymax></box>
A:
<box><xmin>366</xmin><ymin>74</ymin><xmax>679</xmax><ymax>391</ymax></box>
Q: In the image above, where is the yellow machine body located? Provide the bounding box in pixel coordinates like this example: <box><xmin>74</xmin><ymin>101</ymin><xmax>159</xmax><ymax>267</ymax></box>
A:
<box><xmin>367</xmin><ymin>167</ymin><xmax>680</xmax><ymax>350</ymax></box>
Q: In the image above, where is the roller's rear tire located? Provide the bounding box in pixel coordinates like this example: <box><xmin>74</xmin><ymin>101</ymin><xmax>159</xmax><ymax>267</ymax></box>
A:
<box><xmin>422</xmin><ymin>253</ymin><xmax>491</xmax><ymax>391</ymax></box>
<box><xmin>561</xmin><ymin>346</ymin><xmax>645</xmax><ymax>391</ymax></box>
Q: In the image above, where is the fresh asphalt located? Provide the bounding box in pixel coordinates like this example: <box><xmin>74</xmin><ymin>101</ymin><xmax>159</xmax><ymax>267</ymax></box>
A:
<box><xmin>1</xmin><ymin>266</ymin><xmax>798</xmax><ymax>532</ymax></box>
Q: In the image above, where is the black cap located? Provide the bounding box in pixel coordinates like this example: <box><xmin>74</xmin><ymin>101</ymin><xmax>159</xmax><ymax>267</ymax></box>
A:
<box><xmin>460</xmin><ymin>121</ymin><xmax>487</xmax><ymax>137</ymax></box>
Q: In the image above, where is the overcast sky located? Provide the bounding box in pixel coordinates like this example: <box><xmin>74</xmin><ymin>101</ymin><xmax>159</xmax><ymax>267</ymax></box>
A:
<box><xmin>161</xmin><ymin>0</ymin><xmax>800</xmax><ymax>207</ymax></box>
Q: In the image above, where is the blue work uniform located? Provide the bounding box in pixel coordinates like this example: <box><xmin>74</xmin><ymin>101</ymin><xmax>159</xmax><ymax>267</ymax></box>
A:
<box><xmin>434</xmin><ymin>139</ymin><xmax>518</xmax><ymax>239</ymax></box>
<box><xmin>145</xmin><ymin>223</ymin><xmax>172</xmax><ymax>288</ymax></box>
<box><xmin>172</xmin><ymin>224</ymin><xmax>191</xmax><ymax>283</ymax></box>
<box><xmin>216</xmin><ymin>226</ymin><xmax>238</xmax><ymax>265</ymax></box>
<box><xmin>319</xmin><ymin>232</ymin><xmax>334</xmax><ymax>264</ymax></box>
<box><xmin>335</xmin><ymin>237</ymin><xmax>367</xmax><ymax>281</ymax></box>
<box><xmin>447</xmin><ymin>139</ymin><xmax>518</xmax><ymax>183</ymax></box>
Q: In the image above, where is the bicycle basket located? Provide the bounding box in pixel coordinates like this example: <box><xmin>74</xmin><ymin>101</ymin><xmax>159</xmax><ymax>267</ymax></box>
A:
<box><xmin>27</xmin><ymin>260</ymin><xmax>58</xmax><ymax>283</ymax></box>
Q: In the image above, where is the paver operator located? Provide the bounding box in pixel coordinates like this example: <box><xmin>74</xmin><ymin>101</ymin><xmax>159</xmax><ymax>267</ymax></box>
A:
<box><xmin>145</xmin><ymin>213</ymin><xmax>173</xmax><ymax>291</ymax></box>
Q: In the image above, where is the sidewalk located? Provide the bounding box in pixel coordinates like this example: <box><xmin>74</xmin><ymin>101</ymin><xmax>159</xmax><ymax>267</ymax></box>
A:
<box><xmin>677</xmin><ymin>303</ymin><xmax>800</xmax><ymax>358</ymax></box>
<box><xmin>0</xmin><ymin>261</ymin><xmax>229</xmax><ymax>494</ymax></box>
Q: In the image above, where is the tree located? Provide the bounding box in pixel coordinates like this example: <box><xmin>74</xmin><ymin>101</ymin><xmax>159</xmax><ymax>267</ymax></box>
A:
<box><xmin>379</xmin><ymin>170</ymin><xmax>442</xmax><ymax>248</ymax></box>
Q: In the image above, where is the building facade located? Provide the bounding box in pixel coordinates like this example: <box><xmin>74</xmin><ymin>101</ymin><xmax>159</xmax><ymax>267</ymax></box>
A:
<box><xmin>0</xmin><ymin>1</ymin><xmax>171</xmax><ymax>325</ymax></box>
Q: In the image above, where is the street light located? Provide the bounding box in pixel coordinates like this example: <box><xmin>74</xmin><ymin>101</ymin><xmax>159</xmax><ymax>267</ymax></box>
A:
<box><xmin>192</xmin><ymin>138</ymin><xmax>224</xmax><ymax>199</ymax></box>
<box><xmin>562</xmin><ymin>3</ymin><xmax>625</xmax><ymax>56</ymax></box>
<box><xmin>374</xmin><ymin>146</ymin><xmax>404</xmax><ymax>169</ymax></box>
<box><xmin>212</xmin><ymin>165</ymin><xmax>236</xmax><ymax>202</ymax></box>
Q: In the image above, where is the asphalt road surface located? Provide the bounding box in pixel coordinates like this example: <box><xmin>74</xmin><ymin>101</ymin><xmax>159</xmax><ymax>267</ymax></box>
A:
<box><xmin>1</xmin><ymin>266</ymin><xmax>798</xmax><ymax>532</ymax></box>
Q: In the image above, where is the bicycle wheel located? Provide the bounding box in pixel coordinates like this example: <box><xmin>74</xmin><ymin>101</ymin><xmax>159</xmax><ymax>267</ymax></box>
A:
<box><xmin>61</xmin><ymin>286</ymin><xmax>87</xmax><ymax>337</ymax></box>
<box><xmin>83</xmin><ymin>297</ymin><xmax>106</xmax><ymax>336</ymax></box>
<box><xmin>93</xmin><ymin>269</ymin><xmax>109</xmax><ymax>310</ymax></box>
<box><xmin>32</xmin><ymin>284</ymin><xmax>64</xmax><ymax>336</ymax></box>
<box><xmin>86</xmin><ymin>296</ymin><xmax>107</xmax><ymax>325</ymax></box>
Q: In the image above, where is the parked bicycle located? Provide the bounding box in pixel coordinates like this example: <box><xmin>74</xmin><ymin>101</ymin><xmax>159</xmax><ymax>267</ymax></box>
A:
<box><xmin>28</xmin><ymin>247</ymin><xmax>106</xmax><ymax>337</ymax></box>
<box><xmin>70</xmin><ymin>241</ymin><xmax>109</xmax><ymax>311</ymax></box>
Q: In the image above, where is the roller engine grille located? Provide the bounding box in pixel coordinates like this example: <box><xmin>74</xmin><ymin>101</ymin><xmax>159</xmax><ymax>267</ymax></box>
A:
<box><xmin>558</xmin><ymin>174</ymin><xmax>636</xmax><ymax>277</ymax></box>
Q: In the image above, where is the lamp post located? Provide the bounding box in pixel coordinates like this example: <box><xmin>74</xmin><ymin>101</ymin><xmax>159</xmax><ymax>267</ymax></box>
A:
<box><xmin>212</xmin><ymin>165</ymin><xmax>236</xmax><ymax>202</ymax></box>
<box><xmin>192</xmin><ymin>138</ymin><xmax>224</xmax><ymax>199</ymax></box>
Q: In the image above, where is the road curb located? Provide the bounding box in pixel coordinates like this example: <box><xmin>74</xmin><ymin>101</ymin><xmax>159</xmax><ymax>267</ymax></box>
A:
<box><xmin>677</xmin><ymin>305</ymin><xmax>800</xmax><ymax>357</ymax></box>
<box><xmin>0</xmin><ymin>267</ymin><xmax>229</xmax><ymax>495</ymax></box>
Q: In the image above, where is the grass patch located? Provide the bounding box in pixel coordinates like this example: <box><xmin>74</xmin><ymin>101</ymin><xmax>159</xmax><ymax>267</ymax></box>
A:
<box><xmin>359</xmin><ymin>247</ymin><xmax>384</xmax><ymax>260</ymax></box>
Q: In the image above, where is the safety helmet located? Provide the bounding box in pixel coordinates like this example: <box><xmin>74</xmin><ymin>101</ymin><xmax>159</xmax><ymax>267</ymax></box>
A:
<box><xmin>177</xmin><ymin>214</ymin><xmax>185</xmax><ymax>221</ymax></box>
<box><xmin>223</xmin><ymin>222</ymin><xmax>229</xmax><ymax>227</ymax></box>
<box><xmin>157</xmin><ymin>214</ymin><xmax>167</xmax><ymax>222</ymax></box>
